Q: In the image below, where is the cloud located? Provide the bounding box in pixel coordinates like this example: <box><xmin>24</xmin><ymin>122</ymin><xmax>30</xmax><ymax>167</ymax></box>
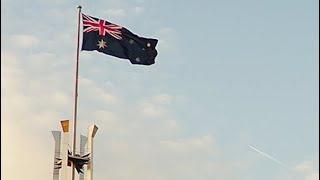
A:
<box><xmin>155</xmin><ymin>27</ymin><xmax>178</xmax><ymax>53</ymax></box>
<box><xmin>1</xmin><ymin>52</ymin><xmax>21</xmax><ymax>91</ymax></box>
<box><xmin>1</xmin><ymin>51</ymin><xmax>68</xmax><ymax>180</ymax></box>
<box><xmin>139</xmin><ymin>101</ymin><xmax>168</xmax><ymax>118</ymax></box>
<box><xmin>1</xmin><ymin>119</ymin><xmax>54</xmax><ymax>180</ymax></box>
<box><xmin>91</xmin><ymin>110</ymin><xmax>127</xmax><ymax>135</ymax></box>
<box><xmin>137</xmin><ymin>93</ymin><xmax>187</xmax><ymax>118</ymax></box>
<box><xmin>101</xmin><ymin>9</ymin><xmax>127</xmax><ymax>19</ymax></box>
<box><xmin>79</xmin><ymin>77</ymin><xmax>120</xmax><ymax>105</ymax></box>
<box><xmin>137</xmin><ymin>94</ymin><xmax>173</xmax><ymax>118</ymax></box>
<box><xmin>152</xmin><ymin>94</ymin><xmax>173</xmax><ymax>105</ymax></box>
<box><xmin>160</xmin><ymin>135</ymin><xmax>215</xmax><ymax>154</ymax></box>
<box><xmin>98</xmin><ymin>6</ymin><xmax>146</xmax><ymax>21</ymax></box>
<box><xmin>306</xmin><ymin>173</ymin><xmax>319</xmax><ymax>180</ymax></box>
<box><xmin>133</xmin><ymin>6</ymin><xmax>145</xmax><ymax>14</ymax></box>
<box><xmin>295</xmin><ymin>158</ymin><xmax>319</xmax><ymax>180</ymax></box>
<box><xmin>10</xmin><ymin>34</ymin><xmax>40</xmax><ymax>47</ymax></box>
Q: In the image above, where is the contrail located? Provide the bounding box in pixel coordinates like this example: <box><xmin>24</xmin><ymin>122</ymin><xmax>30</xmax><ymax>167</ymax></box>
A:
<box><xmin>248</xmin><ymin>145</ymin><xmax>289</xmax><ymax>168</ymax></box>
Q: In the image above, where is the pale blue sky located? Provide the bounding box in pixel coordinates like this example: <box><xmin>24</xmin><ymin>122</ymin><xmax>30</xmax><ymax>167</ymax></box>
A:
<box><xmin>1</xmin><ymin>0</ymin><xmax>319</xmax><ymax>180</ymax></box>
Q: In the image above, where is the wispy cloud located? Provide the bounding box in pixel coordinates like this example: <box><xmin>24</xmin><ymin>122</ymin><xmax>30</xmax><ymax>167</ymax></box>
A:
<box><xmin>160</xmin><ymin>135</ymin><xmax>215</xmax><ymax>154</ymax></box>
<box><xmin>80</xmin><ymin>77</ymin><xmax>120</xmax><ymax>105</ymax></box>
<box><xmin>1</xmin><ymin>51</ymin><xmax>70</xmax><ymax>180</ymax></box>
<box><xmin>295</xmin><ymin>158</ymin><xmax>319</xmax><ymax>180</ymax></box>
<box><xmin>101</xmin><ymin>8</ymin><xmax>128</xmax><ymax>19</ymax></box>
<box><xmin>152</xmin><ymin>94</ymin><xmax>173</xmax><ymax>105</ymax></box>
<box><xmin>155</xmin><ymin>27</ymin><xmax>178</xmax><ymax>53</ymax></box>
<box><xmin>133</xmin><ymin>6</ymin><xmax>145</xmax><ymax>14</ymax></box>
<box><xmin>10</xmin><ymin>34</ymin><xmax>40</xmax><ymax>47</ymax></box>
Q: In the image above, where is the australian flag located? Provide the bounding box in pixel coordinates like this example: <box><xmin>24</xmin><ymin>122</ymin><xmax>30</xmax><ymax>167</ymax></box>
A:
<box><xmin>81</xmin><ymin>13</ymin><xmax>158</xmax><ymax>65</ymax></box>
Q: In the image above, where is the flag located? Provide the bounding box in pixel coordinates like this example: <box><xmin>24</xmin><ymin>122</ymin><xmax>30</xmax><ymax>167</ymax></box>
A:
<box><xmin>81</xmin><ymin>13</ymin><xmax>158</xmax><ymax>65</ymax></box>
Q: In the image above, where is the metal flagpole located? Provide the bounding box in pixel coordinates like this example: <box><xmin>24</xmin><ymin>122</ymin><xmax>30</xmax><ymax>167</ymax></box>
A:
<box><xmin>71</xmin><ymin>5</ymin><xmax>82</xmax><ymax>180</ymax></box>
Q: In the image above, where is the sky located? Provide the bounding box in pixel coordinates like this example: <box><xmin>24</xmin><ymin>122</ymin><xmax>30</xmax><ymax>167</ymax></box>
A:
<box><xmin>1</xmin><ymin>0</ymin><xmax>319</xmax><ymax>180</ymax></box>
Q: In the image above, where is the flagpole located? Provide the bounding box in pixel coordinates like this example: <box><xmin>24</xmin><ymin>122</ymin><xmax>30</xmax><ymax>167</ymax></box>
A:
<box><xmin>71</xmin><ymin>5</ymin><xmax>82</xmax><ymax>180</ymax></box>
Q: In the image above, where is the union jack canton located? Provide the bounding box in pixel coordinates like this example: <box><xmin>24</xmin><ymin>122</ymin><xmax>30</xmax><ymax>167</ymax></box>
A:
<box><xmin>82</xmin><ymin>14</ymin><xmax>123</xmax><ymax>40</ymax></box>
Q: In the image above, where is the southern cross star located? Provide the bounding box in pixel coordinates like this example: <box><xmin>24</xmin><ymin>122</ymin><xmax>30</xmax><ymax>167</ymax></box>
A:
<box><xmin>97</xmin><ymin>39</ymin><xmax>107</xmax><ymax>49</ymax></box>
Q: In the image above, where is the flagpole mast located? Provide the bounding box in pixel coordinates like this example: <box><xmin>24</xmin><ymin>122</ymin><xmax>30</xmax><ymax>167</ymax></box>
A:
<box><xmin>71</xmin><ymin>5</ymin><xmax>82</xmax><ymax>180</ymax></box>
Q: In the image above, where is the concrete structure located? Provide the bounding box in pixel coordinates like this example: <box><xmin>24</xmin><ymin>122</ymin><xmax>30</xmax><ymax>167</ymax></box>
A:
<box><xmin>52</xmin><ymin>120</ymin><xmax>98</xmax><ymax>180</ymax></box>
<box><xmin>79</xmin><ymin>135</ymin><xmax>88</xmax><ymax>180</ymax></box>
<box><xmin>60</xmin><ymin>120</ymin><xmax>70</xmax><ymax>180</ymax></box>
<box><xmin>52</xmin><ymin>131</ymin><xmax>62</xmax><ymax>180</ymax></box>
<box><xmin>86</xmin><ymin>125</ymin><xmax>98</xmax><ymax>180</ymax></box>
